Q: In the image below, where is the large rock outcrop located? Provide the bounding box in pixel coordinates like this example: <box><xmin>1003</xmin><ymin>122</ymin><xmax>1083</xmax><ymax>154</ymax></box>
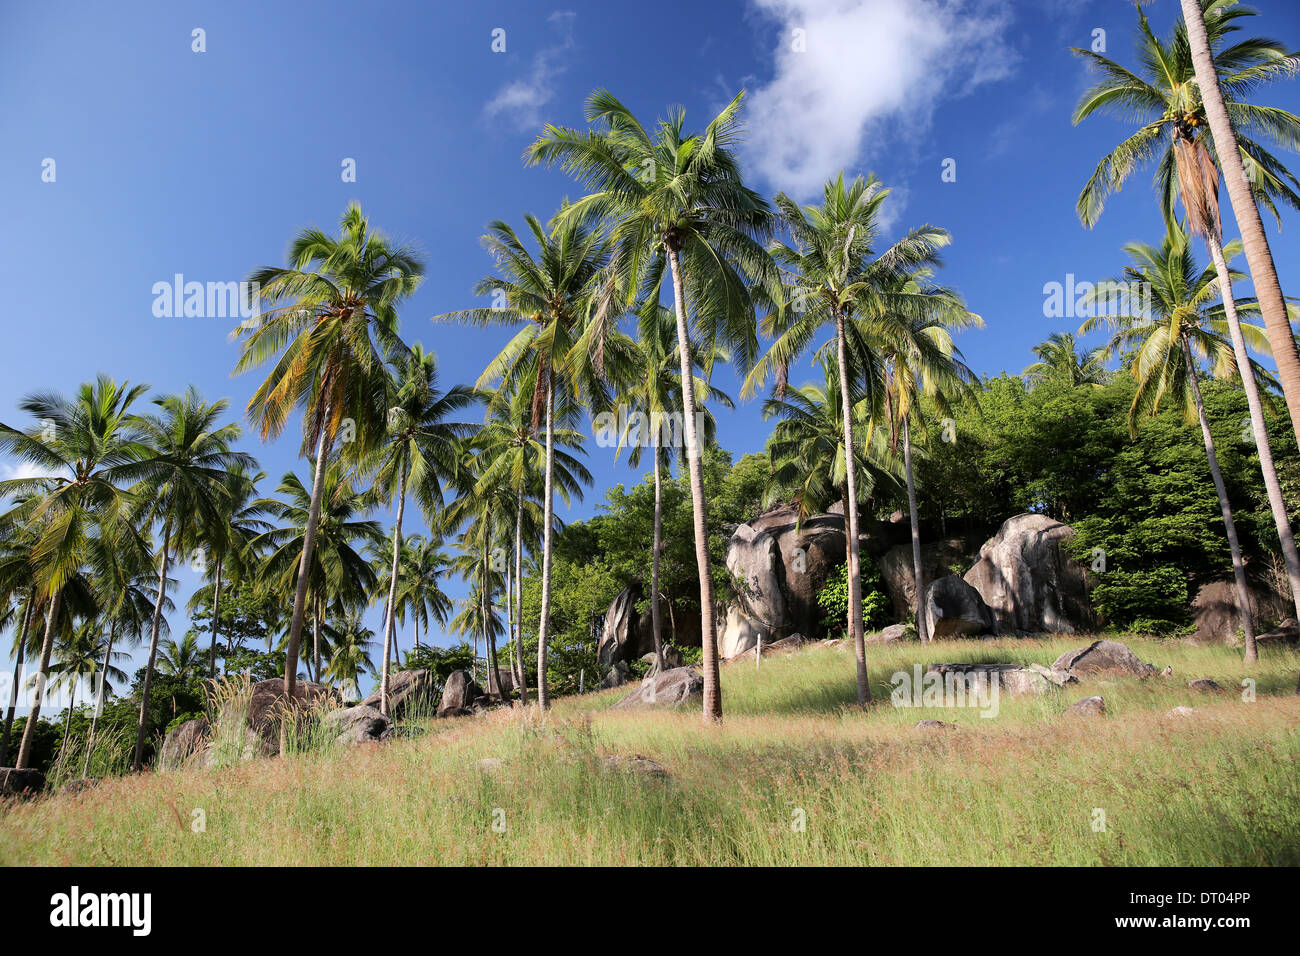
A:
<box><xmin>323</xmin><ymin>705</ymin><xmax>393</xmax><ymax>745</ymax></box>
<box><xmin>362</xmin><ymin>669</ymin><xmax>436</xmax><ymax>719</ymax></box>
<box><xmin>247</xmin><ymin>678</ymin><xmax>340</xmax><ymax>754</ymax></box>
<box><xmin>437</xmin><ymin>670</ymin><xmax>486</xmax><ymax>718</ymax></box>
<box><xmin>879</xmin><ymin>535</ymin><xmax>984</xmax><ymax>620</ymax></box>
<box><xmin>922</xmin><ymin>575</ymin><xmax>996</xmax><ymax>638</ymax></box>
<box><xmin>157</xmin><ymin>717</ymin><xmax>211</xmax><ymax>770</ymax></box>
<box><xmin>1052</xmin><ymin>640</ymin><xmax>1156</xmax><ymax>679</ymax></box>
<box><xmin>962</xmin><ymin>514</ymin><xmax>1096</xmax><ymax>635</ymax></box>
<box><xmin>596</xmin><ymin>585</ymin><xmax>701</xmax><ymax>673</ymax></box>
<box><xmin>720</xmin><ymin>508</ymin><xmax>848</xmax><ymax>656</ymax></box>
<box><xmin>612</xmin><ymin>667</ymin><xmax>704</xmax><ymax>710</ymax></box>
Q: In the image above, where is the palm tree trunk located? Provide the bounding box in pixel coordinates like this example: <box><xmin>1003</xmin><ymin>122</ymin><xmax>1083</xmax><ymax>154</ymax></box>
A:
<box><xmin>1181</xmin><ymin>0</ymin><xmax>1300</xmax><ymax>446</ymax></box>
<box><xmin>514</xmin><ymin>492</ymin><xmax>529</xmax><ymax>704</ymax></box>
<box><xmin>485</xmin><ymin>547</ymin><xmax>503</xmax><ymax>697</ymax></box>
<box><xmin>16</xmin><ymin>589</ymin><xmax>60</xmax><ymax>769</ymax></box>
<box><xmin>903</xmin><ymin>417</ymin><xmax>928</xmax><ymax>642</ymax></box>
<box><xmin>537</xmin><ymin>374</ymin><xmax>557</xmax><ymax>709</ymax></box>
<box><xmin>60</xmin><ymin>684</ymin><xmax>77</xmax><ymax>763</ymax></box>
<box><xmin>207</xmin><ymin>558</ymin><xmax>223</xmax><ymax>678</ymax></box>
<box><xmin>82</xmin><ymin>618</ymin><xmax>115</xmax><ymax>778</ymax></box>
<box><xmin>285</xmin><ymin>409</ymin><xmax>333</xmax><ymax>700</ymax></box>
<box><xmin>1</xmin><ymin>589</ymin><xmax>35</xmax><ymax>766</ymax></box>
<box><xmin>666</xmin><ymin>244</ymin><xmax>721</xmax><ymax>721</ymax></box>
<box><xmin>651</xmin><ymin>444</ymin><xmax>665</xmax><ymax>672</ymax></box>
<box><xmin>1184</xmin><ymin>335</ymin><xmax>1258</xmax><ymax>661</ymax></box>
<box><xmin>312</xmin><ymin>600</ymin><xmax>321</xmax><ymax>684</ymax></box>
<box><xmin>1205</xmin><ymin>233</ymin><xmax>1300</xmax><ymax>623</ymax></box>
<box><xmin>379</xmin><ymin>465</ymin><xmax>408</xmax><ymax>717</ymax></box>
<box><xmin>133</xmin><ymin>519</ymin><xmax>173</xmax><ymax>772</ymax></box>
<box><xmin>835</xmin><ymin>312</ymin><xmax>871</xmax><ymax>704</ymax></box>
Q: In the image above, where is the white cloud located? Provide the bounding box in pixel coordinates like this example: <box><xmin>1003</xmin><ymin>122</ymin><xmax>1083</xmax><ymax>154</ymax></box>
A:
<box><xmin>743</xmin><ymin>0</ymin><xmax>1016</xmax><ymax>197</ymax></box>
<box><xmin>0</xmin><ymin>461</ymin><xmax>61</xmax><ymax>483</ymax></box>
<box><xmin>484</xmin><ymin>11</ymin><xmax>577</xmax><ymax>131</ymax></box>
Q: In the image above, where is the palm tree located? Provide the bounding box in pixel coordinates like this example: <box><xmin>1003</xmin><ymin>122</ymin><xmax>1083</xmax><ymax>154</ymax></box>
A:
<box><xmin>325</xmin><ymin>612</ymin><xmax>375</xmax><ymax>699</ymax></box>
<box><xmin>1081</xmin><ymin>229</ymin><xmax>1286</xmax><ymax>661</ymax></box>
<box><xmin>470</xmin><ymin>369</ymin><xmax>591</xmax><ymax>700</ymax></box>
<box><xmin>156</xmin><ymin>632</ymin><xmax>205</xmax><ymax>681</ymax></box>
<box><xmin>0</xmin><ymin>518</ymin><xmax>41</xmax><ymax>765</ymax></box>
<box><xmin>745</xmin><ymin>173</ymin><xmax>952</xmax><ymax>699</ymax></box>
<box><xmin>528</xmin><ymin>90</ymin><xmax>779</xmax><ymax>720</ymax></box>
<box><xmin>433</xmin><ymin>213</ymin><xmax>609</xmax><ymax>709</ymax></box>
<box><xmin>191</xmin><ymin>465</ymin><xmax>271</xmax><ymax>678</ymax></box>
<box><xmin>866</xmin><ymin>274</ymin><xmax>981</xmax><ymax>643</ymax></box>
<box><xmin>389</xmin><ymin>535</ymin><xmax>454</xmax><ymax>666</ymax></box>
<box><xmin>0</xmin><ymin>376</ymin><xmax>147</xmax><ymax>770</ymax></box>
<box><xmin>1024</xmin><ymin>332</ymin><xmax>1109</xmax><ymax>388</ymax></box>
<box><xmin>257</xmin><ymin>463</ymin><xmax>382</xmax><ymax>684</ymax></box>
<box><xmin>128</xmin><ymin>387</ymin><xmax>250</xmax><ymax>771</ymax></box>
<box><xmin>48</xmin><ymin>619</ymin><xmax>128</xmax><ymax>760</ymax></box>
<box><xmin>233</xmin><ymin>202</ymin><xmax>424</xmax><ymax>702</ymax></box>
<box><xmin>764</xmin><ymin>357</ymin><xmax>899</xmax><ymax>523</ymax></box>
<box><xmin>1071</xmin><ymin>1</ymin><xmax>1300</xmax><ymax>616</ymax></box>
<box><xmin>614</xmin><ymin>304</ymin><xmax>731</xmax><ymax>672</ymax></box>
<box><xmin>361</xmin><ymin>343</ymin><xmax>475</xmax><ymax>716</ymax></box>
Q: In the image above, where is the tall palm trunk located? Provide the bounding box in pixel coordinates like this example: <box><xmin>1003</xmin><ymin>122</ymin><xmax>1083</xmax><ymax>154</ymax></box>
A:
<box><xmin>903</xmin><ymin>417</ymin><xmax>928</xmax><ymax>642</ymax></box>
<box><xmin>514</xmin><ymin>492</ymin><xmax>529</xmax><ymax>704</ymax></box>
<box><xmin>835</xmin><ymin>311</ymin><xmax>871</xmax><ymax>704</ymax></box>
<box><xmin>1181</xmin><ymin>0</ymin><xmax>1300</xmax><ymax>446</ymax></box>
<box><xmin>1183</xmin><ymin>335</ymin><xmax>1258</xmax><ymax>661</ymax></box>
<box><xmin>16</xmin><ymin>590</ymin><xmax>60</xmax><ymax>769</ymax></box>
<box><xmin>536</xmin><ymin>375</ymin><xmax>557</xmax><ymax>708</ymax></box>
<box><xmin>1205</xmin><ymin>234</ymin><xmax>1300</xmax><ymax>622</ymax></box>
<box><xmin>285</xmin><ymin>409</ymin><xmax>333</xmax><ymax>700</ymax></box>
<box><xmin>667</xmin><ymin>244</ymin><xmax>721</xmax><ymax>721</ymax></box>
<box><xmin>207</xmin><ymin>557</ymin><xmax>223</xmax><ymax>678</ymax></box>
<box><xmin>59</xmin><ymin>684</ymin><xmax>77</xmax><ymax>762</ymax></box>
<box><xmin>650</xmin><ymin>443</ymin><xmax>665</xmax><ymax>672</ymax></box>
<box><xmin>485</xmin><ymin>547</ymin><xmax>503</xmax><ymax>697</ymax></box>
<box><xmin>312</xmin><ymin>600</ymin><xmax>322</xmax><ymax>684</ymax></box>
<box><xmin>83</xmin><ymin>618</ymin><xmax>115</xmax><ymax>778</ymax></box>
<box><xmin>0</xmin><ymin>589</ymin><xmax>35</xmax><ymax>765</ymax></box>
<box><xmin>379</xmin><ymin>463</ymin><xmax>408</xmax><ymax>717</ymax></box>
<box><xmin>133</xmin><ymin>518</ymin><xmax>173</xmax><ymax>772</ymax></box>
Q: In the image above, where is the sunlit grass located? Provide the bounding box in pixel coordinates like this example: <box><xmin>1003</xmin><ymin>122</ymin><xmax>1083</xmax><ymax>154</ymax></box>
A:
<box><xmin>2</xmin><ymin>635</ymin><xmax>1297</xmax><ymax>866</ymax></box>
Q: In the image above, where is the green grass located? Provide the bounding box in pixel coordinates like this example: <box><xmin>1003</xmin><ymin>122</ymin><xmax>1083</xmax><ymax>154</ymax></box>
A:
<box><xmin>2</xmin><ymin>635</ymin><xmax>1298</xmax><ymax>866</ymax></box>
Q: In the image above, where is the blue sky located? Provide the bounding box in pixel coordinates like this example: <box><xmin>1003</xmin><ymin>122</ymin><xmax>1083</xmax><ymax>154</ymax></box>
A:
<box><xmin>4</xmin><ymin>0</ymin><xmax>1300</xmax><ymax>700</ymax></box>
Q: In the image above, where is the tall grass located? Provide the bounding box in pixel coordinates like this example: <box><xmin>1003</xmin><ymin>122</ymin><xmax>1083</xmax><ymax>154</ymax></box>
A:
<box><xmin>2</xmin><ymin>636</ymin><xmax>1297</xmax><ymax>866</ymax></box>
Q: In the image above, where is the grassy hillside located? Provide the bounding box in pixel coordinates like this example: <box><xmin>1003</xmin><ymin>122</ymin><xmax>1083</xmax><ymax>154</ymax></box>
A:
<box><xmin>3</xmin><ymin>636</ymin><xmax>1299</xmax><ymax>866</ymax></box>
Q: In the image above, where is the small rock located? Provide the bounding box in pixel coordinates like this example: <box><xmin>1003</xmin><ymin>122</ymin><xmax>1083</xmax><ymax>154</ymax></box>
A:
<box><xmin>1160</xmin><ymin>665</ymin><xmax>1173</xmax><ymax>678</ymax></box>
<box><xmin>475</xmin><ymin>758</ymin><xmax>505</xmax><ymax>774</ymax></box>
<box><xmin>1167</xmin><ymin>705</ymin><xmax>1197</xmax><ymax>718</ymax></box>
<box><xmin>1187</xmin><ymin>679</ymin><xmax>1225</xmax><ymax>694</ymax></box>
<box><xmin>602</xmin><ymin>754</ymin><xmax>668</xmax><ymax>778</ymax></box>
<box><xmin>1052</xmin><ymin>640</ymin><xmax>1156</xmax><ymax>680</ymax></box>
<box><xmin>914</xmin><ymin>719</ymin><xmax>956</xmax><ymax>732</ymax></box>
<box><xmin>868</xmin><ymin>623</ymin><xmax>910</xmax><ymax>644</ymax></box>
<box><xmin>600</xmin><ymin>661</ymin><xmax>629</xmax><ymax>689</ymax></box>
<box><xmin>322</xmin><ymin>705</ymin><xmax>393</xmax><ymax>745</ymax></box>
<box><xmin>1067</xmin><ymin>696</ymin><xmax>1106</xmax><ymax>717</ymax></box>
<box><xmin>612</xmin><ymin>667</ymin><xmax>704</xmax><ymax>710</ymax></box>
<box><xmin>60</xmin><ymin>777</ymin><xmax>96</xmax><ymax>795</ymax></box>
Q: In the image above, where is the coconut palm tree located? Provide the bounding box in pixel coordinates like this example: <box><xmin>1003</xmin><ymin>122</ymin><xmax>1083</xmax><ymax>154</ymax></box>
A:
<box><xmin>527</xmin><ymin>90</ymin><xmax>779</xmax><ymax>720</ymax></box>
<box><xmin>48</xmin><ymin>619</ymin><xmax>128</xmax><ymax>760</ymax></box>
<box><xmin>391</xmin><ymin>536</ymin><xmax>455</xmax><ymax>661</ymax></box>
<box><xmin>1071</xmin><ymin>1</ymin><xmax>1300</xmax><ymax>616</ymax></box>
<box><xmin>613</xmin><ymin>304</ymin><xmax>731</xmax><ymax>672</ymax></box>
<box><xmin>764</xmin><ymin>357</ymin><xmax>900</xmax><ymax>522</ymax></box>
<box><xmin>1024</xmin><ymin>333</ymin><xmax>1109</xmax><ymax>388</ymax></box>
<box><xmin>128</xmin><ymin>387</ymin><xmax>250</xmax><ymax>771</ymax></box>
<box><xmin>864</xmin><ymin>274</ymin><xmax>981</xmax><ymax>643</ymax></box>
<box><xmin>233</xmin><ymin>202</ymin><xmax>424</xmax><ymax>701</ymax></box>
<box><xmin>1081</xmin><ymin>229</ymin><xmax>1284</xmax><ymax>661</ymax></box>
<box><xmin>189</xmin><ymin>465</ymin><xmax>271</xmax><ymax>678</ymax></box>
<box><xmin>325</xmin><ymin>613</ymin><xmax>375</xmax><ymax>699</ymax></box>
<box><xmin>744</xmin><ymin>173</ymin><xmax>952</xmax><ymax>699</ymax></box>
<box><xmin>360</xmin><ymin>343</ymin><xmax>475</xmax><ymax>716</ymax></box>
<box><xmin>0</xmin><ymin>376</ymin><xmax>148</xmax><ymax>769</ymax></box>
<box><xmin>433</xmin><ymin>213</ymin><xmax>609</xmax><ymax>709</ymax></box>
<box><xmin>256</xmin><ymin>463</ymin><xmax>383</xmax><ymax>684</ymax></box>
<box><xmin>156</xmin><ymin>632</ymin><xmax>205</xmax><ymax>681</ymax></box>
<box><xmin>1079</xmin><ymin>0</ymin><xmax>1300</xmax><ymax>441</ymax></box>
<box><xmin>0</xmin><ymin>519</ymin><xmax>41</xmax><ymax>766</ymax></box>
<box><xmin>471</xmin><ymin>365</ymin><xmax>596</xmax><ymax>699</ymax></box>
